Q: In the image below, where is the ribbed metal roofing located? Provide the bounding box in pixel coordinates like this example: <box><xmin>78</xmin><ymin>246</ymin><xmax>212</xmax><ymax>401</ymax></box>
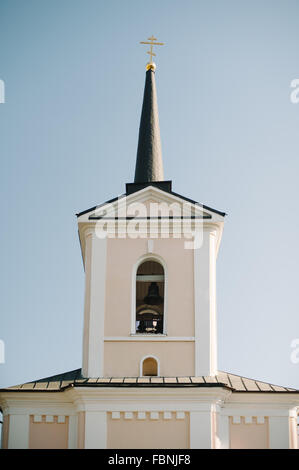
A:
<box><xmin>1</xmin><ymin>369</ymin><xmax>297</xmax><ymax>393</ymax></box>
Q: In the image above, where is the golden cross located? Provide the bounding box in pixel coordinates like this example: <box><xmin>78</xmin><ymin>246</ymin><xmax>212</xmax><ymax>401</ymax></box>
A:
<box><xmin>140</xmin><ymin>35</ymin><xmax>164</xmax><ymax>64</ymax></box>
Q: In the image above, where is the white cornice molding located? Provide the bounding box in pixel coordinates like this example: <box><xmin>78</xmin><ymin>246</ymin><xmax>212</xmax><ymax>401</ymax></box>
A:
<box><xmin>68</xmin><ymin>386</ymin><xmax>231</xmax><ymax>401</ymax></box>
<box><xmin>2</xmin><ymin>388</ymin><xmax>298</xmax><ymax>417</ymax></box>
<box><xmin>78</xmin><ymin>221</ymin><xmax>224</xmax><ymax>261</ymax></box>
<box><xmin>224</xmin><ymin>393</ymin><xmax>299</xmax><ymax>407</ymax></box>
<box><xmin>0</xmin><ymin>393</ymin><xmax>76</xmax><ymax>416</ymax></box>
<box><xmin>67</xmin><ymin>386</ymin><xmax>232</xmax><ymax>412</ymax></box>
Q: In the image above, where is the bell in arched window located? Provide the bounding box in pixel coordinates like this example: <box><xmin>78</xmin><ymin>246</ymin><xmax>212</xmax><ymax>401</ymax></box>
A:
<box><xmin>144</xmin><ymin>282</ymin><xmax>163</xmax><ymax>305</ymax></box>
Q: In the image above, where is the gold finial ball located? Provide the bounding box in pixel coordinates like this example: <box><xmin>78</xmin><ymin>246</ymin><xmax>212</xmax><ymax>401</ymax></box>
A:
<box><xmin>146</xmin><ymin>62</ymin><xmax>156</xmax><ymax>71</ymax></box>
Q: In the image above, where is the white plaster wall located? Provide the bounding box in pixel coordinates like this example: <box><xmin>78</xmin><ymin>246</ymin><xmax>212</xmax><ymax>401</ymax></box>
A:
<box><xmin>194</xmin><ymin>228</ymin><xmax>217</xmax><ymax>376</ymax></box>
<box><xmin>82</xmin><ymin>232</ymin><xmax>107</xmax><ymax>377</ymax></box>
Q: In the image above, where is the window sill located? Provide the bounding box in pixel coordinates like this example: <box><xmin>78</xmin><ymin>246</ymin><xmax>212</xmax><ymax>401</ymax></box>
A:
<box><xmin>104</xmin><ymin>336</ymin><xmax>195</xmax><ymax>342</ymax></box>
<box><xmin>130</xmin><ymin>333</ymin><xmax>167</xmax><ymax>337</ymax></box>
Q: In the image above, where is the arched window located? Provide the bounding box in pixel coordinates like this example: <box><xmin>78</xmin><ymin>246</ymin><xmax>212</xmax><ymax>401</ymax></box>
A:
<box><xmin>141</xmin><ymin>356</ymin><xmax>159</xmax><ymax>376</ymax></box>
<box><xmin>135</xmin><ymin>260</ymin><xmax>164</xmax><ymax>334</ymax></box>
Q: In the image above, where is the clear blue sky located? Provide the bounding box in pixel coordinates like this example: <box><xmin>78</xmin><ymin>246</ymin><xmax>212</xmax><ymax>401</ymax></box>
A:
<box><xmin>1</xmin><ymin>0</ymin><xmax>299</xmax><ymax>388</ymax></box>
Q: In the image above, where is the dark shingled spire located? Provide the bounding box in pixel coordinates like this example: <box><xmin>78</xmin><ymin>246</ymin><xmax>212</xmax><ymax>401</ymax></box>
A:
<box><xmin>134</xmin><ymin>68</ymin><xmax>164</xmax><ymax>183</ymax></box>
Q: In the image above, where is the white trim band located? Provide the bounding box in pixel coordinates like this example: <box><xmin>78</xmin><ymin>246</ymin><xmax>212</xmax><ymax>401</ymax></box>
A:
<box><xmin>104</xmin><ymin>336</ymin><xmax>195</xmax><ymax>342</ymax></box>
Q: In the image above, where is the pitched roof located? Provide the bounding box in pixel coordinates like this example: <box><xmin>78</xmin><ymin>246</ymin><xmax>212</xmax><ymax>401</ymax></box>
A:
<box><xmin>76</xmin><ymin>187</ymin><xmax>226</xmax><ymax>219</ymax></box>
<box><xmin>1</xmin><ymin>369</ymin><xmax>297</xmax><ymax>393</ymax></box>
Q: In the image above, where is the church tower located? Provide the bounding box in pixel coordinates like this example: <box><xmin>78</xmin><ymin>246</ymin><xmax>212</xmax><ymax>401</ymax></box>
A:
<box><xmin>1</xmin><ymin>39</ymin><xmax>298</xmax><ymax>450</ymax></box>
<box><xmin>77</xmin><ymin>51</ymin><xmax>225</xmax><ymax>380</ymax></box>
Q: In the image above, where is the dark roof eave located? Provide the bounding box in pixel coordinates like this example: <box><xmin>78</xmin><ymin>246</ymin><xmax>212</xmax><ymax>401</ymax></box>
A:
<box><xmin>169</xmin><ymin>191</ymin><xmax>226</xmax><ymax>217</ymax></box>
<box><xmin>76</xmin><ymin>195</ymin><xmax>125</xmax><ymax>218</ymax></box>
<box><xmin>1</xmin><ymin>382</ymin><xmax>298</xmax><ymax>393</ymax></box>
<box><xmin>0</xmin><ymin>383</ymin><xmax>231</xmax><ymax>392</ymax></box>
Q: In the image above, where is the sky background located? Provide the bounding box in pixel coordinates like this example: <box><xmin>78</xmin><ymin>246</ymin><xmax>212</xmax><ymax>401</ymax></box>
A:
<box><xmin>1</xmin><ymin>0</ymin><xmax>299</xmax><ymax>389</ymax></box>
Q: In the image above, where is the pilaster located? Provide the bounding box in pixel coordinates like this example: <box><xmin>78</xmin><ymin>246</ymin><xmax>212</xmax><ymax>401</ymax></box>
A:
<box><xmin>7</xmin><ymin>413</ymin><xmax>29</xmax><ymax>449</ymax></box>
<box><xmin>194</xmin><ymin>227</ymin><xmax>217</xmax><ymax>376</ymax></box>
<box><xmin>82</xmin><ymin>229</ymin><xmax>107</xmax><ymax>377</ymax></box>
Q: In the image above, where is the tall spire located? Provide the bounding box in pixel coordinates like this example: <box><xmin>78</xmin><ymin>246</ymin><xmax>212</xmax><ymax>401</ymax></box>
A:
<box><xmin>134</xmin><ymin>37</ymin><xmax>164</xmax><ymax>183</ymax></box>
